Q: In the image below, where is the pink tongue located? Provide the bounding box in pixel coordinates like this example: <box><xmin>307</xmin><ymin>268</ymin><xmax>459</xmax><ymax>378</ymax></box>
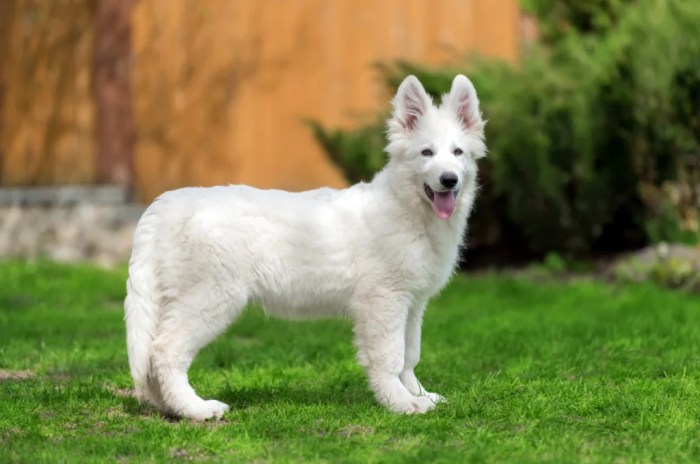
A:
<box><xmin>432</xmin><ymin>191</ymin><xmax>456</xmax><ymax>219</ymax></box>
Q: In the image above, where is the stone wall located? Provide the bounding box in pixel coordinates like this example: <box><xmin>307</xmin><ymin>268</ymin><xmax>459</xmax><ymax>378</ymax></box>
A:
<box><xmin>0</xmin><ymin>187</ymin><xmax>142</xmax><ymax>267</ymax></box>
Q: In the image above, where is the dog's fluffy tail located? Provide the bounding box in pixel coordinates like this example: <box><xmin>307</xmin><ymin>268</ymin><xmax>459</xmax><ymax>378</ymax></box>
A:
<box><xmin>124</xmin><ymin>218</ymin><xmax>160</xmax><ymax>398</ymax></box>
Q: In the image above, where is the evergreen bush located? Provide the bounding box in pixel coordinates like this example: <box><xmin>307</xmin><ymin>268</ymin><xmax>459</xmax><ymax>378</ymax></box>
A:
<box><xmin>311</xmin><ymin>0</ymin><xmax>700</xmax><ymax>258</ymax></box>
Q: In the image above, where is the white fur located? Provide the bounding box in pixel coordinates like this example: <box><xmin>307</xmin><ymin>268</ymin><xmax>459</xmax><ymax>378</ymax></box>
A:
<box><xmin>124</xmin><ymin>75</ymin><xmax>486</xmax><ymax>420</ymax></box>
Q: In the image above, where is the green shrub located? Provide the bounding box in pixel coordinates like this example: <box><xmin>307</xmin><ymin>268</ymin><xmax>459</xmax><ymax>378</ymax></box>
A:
<box><xmin>306</xmin><ymin>118</ymin><xmax>387</xmax><ymax>185</ymax></box>
<box><xmin>310</xmin><ymin>0</ymin><xmax>700</xmax><ymax>259</ymax></box>
<box><xmin>520</xmin><ymin>0</ymin><xmax>636</xmax><ymax>44</ymax></box>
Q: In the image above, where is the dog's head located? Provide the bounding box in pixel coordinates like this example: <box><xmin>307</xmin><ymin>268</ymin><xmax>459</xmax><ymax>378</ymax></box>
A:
<box><xmin>386</xmin><ymin>75</ymin><xmax>486</xmax><ymax>219</ymax></box>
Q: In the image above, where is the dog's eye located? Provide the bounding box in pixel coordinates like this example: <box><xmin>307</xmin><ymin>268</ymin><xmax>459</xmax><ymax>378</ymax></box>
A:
<box><xmin>453</xmin><ymin>148</ymin><xmax>464</xmax><ymax>156</ymax></box>
<box><xmin>421</xmin><ymin>149</ymin><xmax>434</xmax><ymax>157</ymax></box>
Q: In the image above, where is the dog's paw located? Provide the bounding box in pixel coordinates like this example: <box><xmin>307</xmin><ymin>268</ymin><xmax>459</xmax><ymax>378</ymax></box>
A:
<box><xmin>425</xmin><ymin>392</ymin><xmax>446</xmax><ymax>404</ymax></box>
<box><xmin>389</xmin><ymin>396</ymin><xmax>436</xmax><ymax>415</ymax></box>
<box><xmin>204</xmin><ymin>400</ymin><xmax>230</xmax><ymax>419</ymax></box>
<box><xmin>182</xmin><ymin>399</ymin><xmax>230</xmax><ymax>421</ymax></box>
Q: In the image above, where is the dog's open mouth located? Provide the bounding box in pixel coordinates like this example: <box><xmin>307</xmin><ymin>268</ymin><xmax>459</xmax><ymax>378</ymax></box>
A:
<box><xmin>424</xmin><ymin>184</ymin><xmax>458</xmax><ymax>219</ymax></box>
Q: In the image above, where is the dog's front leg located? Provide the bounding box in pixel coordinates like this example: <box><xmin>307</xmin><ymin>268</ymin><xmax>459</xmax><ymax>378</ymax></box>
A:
<box><xmin>352</xmin><ymin>299</ymin><xmax>436</xmax><ymax>414</ymax></box>
<box><xmin>399</xmin><ymin>301</ymin><xmax>445</xmax><ymax>404</ymax></box>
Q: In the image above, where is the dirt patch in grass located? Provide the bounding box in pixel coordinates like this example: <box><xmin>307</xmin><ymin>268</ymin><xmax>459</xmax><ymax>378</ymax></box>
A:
<box><xmin>298</xmin><ymin>419</ymin><xmax>330</xmax><ymax>437</ymax></box>
<box><xmin>0</xmin><ymin>370</ymin><xmax>33</xmax><ymax>381</ymax></box>
<box><xmin>111</xmin><ymin>387</ymin><xmax>137</xmax><ymax>398</ymax></box>
<box><xmin>169</xmin><ymin>446</ymin><xmax>211</xmax><ymax>461</ymax></box>
<box><xmin>338</xmin><ymin>423</ymin><xmax>374</xmax><ymax>438</ymax></box>
<box><xmin>170</xmin><ymin>448</ymin><xmax>191</xmax><ymax>460</ymax></box>
<box><xmin>103</xmin><ymin>384</ymin><xmax>137</xmax><ymax>398</ymax></box>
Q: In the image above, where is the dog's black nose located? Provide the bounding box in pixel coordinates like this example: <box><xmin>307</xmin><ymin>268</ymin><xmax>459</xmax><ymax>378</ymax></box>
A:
<box><xmin>439</xmin><ymin>172</ymin><xmax>458</xmax><ymax>189</ymax></box>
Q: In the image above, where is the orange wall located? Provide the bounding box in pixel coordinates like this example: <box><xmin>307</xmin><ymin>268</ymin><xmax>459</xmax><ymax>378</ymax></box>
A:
<box><xmin>132</xmin><ymin>0</ymin><xmax>519</xmax><ymax>200</ymax></box>
<box><xmin>1</xmin><ymin>0</ymin><xmax>520</xmax><ymax>201</ymax></box>
<box><xmin>1</xmin><ymin>0</ymin><xmax>96</xmax><ymax>186</ymax></box>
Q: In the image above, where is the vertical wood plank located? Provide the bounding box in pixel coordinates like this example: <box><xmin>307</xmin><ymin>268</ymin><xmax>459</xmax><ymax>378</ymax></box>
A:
<box><xmin>95</xmin><ymin>0</ymin><xmax>134</xmax><ymax>187</ymax></box>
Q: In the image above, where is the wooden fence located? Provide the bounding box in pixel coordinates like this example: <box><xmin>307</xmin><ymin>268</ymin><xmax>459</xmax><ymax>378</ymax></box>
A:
<box><xmin>1</xmin><ymin>0</ymin><xmax>521</xmax><ymax>201</ymax></box>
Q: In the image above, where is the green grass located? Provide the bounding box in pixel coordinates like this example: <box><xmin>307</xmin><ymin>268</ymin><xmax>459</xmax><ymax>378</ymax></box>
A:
<box><xmin>1</xmin><ymin>261</ymin><xmax>700</xmax><ymax>463</ymax></box>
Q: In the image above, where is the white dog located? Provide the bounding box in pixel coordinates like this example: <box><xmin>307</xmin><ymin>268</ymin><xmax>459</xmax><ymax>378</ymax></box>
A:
<box><xmin>125</xmin><ymin>75</ymin><xmax>486</xmax><ymax>420</ymax></box>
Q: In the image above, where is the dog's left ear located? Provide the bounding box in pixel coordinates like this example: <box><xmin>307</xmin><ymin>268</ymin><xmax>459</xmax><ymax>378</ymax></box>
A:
<box><xmin>444</xmin><ymin>75</ymin><xmax>483</xmax><ymax>132</ymax></box>
<box><xmin>444</xmin><ymin>75</ymin><xmax>486</xmax><ymax>159</ymax></box>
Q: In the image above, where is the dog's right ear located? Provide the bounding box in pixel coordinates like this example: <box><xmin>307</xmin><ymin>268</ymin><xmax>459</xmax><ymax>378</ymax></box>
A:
<box><xmin>391</xmin><ymin>75</ymin><xmax>431</xmax><ymax>132</ymax></box>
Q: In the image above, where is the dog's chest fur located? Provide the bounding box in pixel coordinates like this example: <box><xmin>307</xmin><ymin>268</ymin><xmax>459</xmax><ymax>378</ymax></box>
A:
<box><xmin>357</xmin><ymin>190</ymin><xmax>469</xmax><ymax>301</ymax></box>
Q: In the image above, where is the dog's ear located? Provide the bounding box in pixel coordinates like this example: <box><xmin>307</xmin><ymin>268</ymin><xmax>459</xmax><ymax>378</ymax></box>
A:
<box><xmin>444</xmin><ymin>75</ymin><xmax>483</xmax><ymax>132</ymax></box>
<box><xmin>392</xmin><ymin>75</ymin><xmax>431</xmax><ymax>132</ymax></box>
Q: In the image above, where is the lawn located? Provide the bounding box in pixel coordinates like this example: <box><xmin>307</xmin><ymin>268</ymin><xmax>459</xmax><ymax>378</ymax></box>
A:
<box><xmin>1</xmin><ymin>260</ymin><xmax>700</xmax><ymax>463</ymax></box>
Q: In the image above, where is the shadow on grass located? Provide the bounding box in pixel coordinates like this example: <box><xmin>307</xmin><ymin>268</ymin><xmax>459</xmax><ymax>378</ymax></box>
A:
<box><xmin>120</xmin><ymin>381</ymin><xmax>375</xmax><ymax>421</ymax></box>
<box><xmin>217</xmin><ymin>383</ymin><xmax>374</xmax><ymax>410</ymax></box>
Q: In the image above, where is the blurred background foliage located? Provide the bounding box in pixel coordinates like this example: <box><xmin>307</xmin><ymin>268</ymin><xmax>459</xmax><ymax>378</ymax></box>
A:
<box><xmin>520</xmin><ymin>0</ymin><xmax>635</xmax><ymax>44</ymax></box>
<box><xmin>311</xmin><ymin>0</ymin><xmax>700</xmax><ymax>263</ymax></box>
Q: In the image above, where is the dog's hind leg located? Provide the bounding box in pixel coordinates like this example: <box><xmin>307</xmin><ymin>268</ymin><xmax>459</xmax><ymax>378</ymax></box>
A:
<box><xmin>399</xmin><ymin>301</ymin><xmax>445</xmax><ymax>404</ymax></box>
<box><xmin>149</xmin><ymin>284</ymin><xmax>247</xmax><ymax>420</ymax></box>
<box><xmin>352</xmin><ymin>296</ymin><xmax>436</xmax><ymax>414</ymax></box>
